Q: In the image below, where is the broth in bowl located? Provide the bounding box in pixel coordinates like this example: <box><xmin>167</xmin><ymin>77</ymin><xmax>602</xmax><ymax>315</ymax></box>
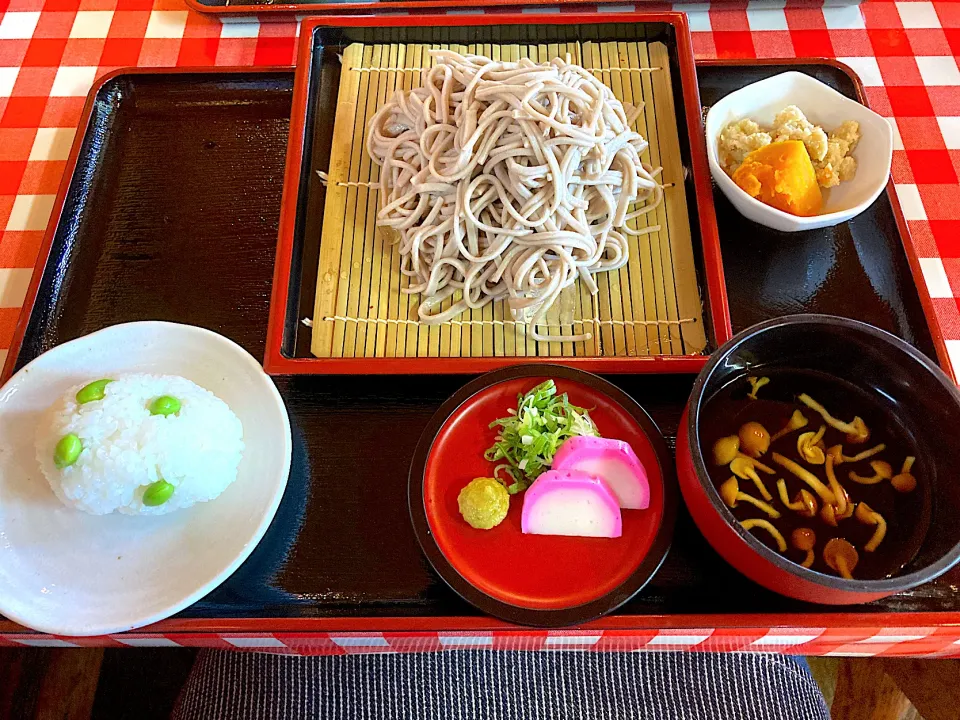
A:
<box><xmin>700</xmin><ymin>369</ymin><xmax>930</xmax><ymax>581</ymax></box>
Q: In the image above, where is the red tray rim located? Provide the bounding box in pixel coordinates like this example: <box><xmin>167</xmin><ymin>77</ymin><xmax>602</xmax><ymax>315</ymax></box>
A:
<box><xmin>2</xmin><ymin>59</ymin><xmax>956</xmax><ymax>637</ymax></box>
<box><xmin>263</xmin><ymin>11</ymin><xmax>732</xmax><ymax>375</ymax></box>
<box><xmin>4</xmin><ymin>610</ymin><xmax>960</xmax><ymax>636</ymax></box>
<box><xmin>0</xmin><ymin>65</ymin><xmax>296</xmax><ymax>383</ymax></box>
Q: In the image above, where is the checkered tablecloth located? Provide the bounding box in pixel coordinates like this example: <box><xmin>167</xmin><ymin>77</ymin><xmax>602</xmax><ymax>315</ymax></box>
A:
<box><xmin>2</xmin><ymin>0</ymin><xmax>960</xmax><ymax>651</ymax></box>
<box><xmin>0</xmin><ymin>0</ymin><xmax>959</xmax><ymax>373</ymax></box>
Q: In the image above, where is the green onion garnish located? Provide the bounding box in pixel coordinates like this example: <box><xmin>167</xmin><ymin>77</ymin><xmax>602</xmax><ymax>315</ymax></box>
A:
<box><xmin>483</xmin><ymin>379</ymin><xmax>598</xmax><ymax>494</ymax></box>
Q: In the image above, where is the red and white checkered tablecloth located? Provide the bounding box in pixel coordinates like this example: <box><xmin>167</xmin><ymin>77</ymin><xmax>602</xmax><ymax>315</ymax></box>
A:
<box><xmin>2</xmin><ymin>0</ymin><xmax>960</xmax><ymax>653</ymax></box>
<box><xmin>4</xmin><ymin>624</ymin><xmax>960</xmax><ymax>656</ymax></box>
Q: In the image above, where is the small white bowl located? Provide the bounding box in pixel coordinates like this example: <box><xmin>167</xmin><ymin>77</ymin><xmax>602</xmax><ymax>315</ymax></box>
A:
<box><xmin>0</xmin><ymin>322</ymin><xmax>291</xmax><ymax>636</ymax></box>
<box><xmin>705</xmin><ymin>71</ymin><xmax>894</xmax><ymax>233</ymax></box>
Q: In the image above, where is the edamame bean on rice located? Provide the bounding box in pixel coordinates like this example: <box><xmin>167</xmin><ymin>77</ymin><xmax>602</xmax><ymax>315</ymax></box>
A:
<box><xmin>36</xmin><ymin>374</ymin><xmax>244</xmax><ymax>515</ymax></box>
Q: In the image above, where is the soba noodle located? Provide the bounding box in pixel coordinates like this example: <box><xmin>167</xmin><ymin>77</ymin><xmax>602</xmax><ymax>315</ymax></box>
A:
<box><xmin>366</xmin><ymin>50</ymin><xmax>661</xmax><ymax>342</ymax></box>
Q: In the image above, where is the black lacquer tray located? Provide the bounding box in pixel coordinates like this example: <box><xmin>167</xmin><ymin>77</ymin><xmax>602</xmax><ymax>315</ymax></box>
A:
<box><xmin>3</xmin><ymin>62</ymin><xmax>956</xmax><ymax>633</ymax></box>
<box><xmin>700</xmin><ymin>60</ymin><xmax>945</xmax><ymax>364</ymax></box>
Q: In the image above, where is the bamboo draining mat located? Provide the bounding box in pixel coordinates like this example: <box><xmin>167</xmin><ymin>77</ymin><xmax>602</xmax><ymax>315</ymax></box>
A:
<box><xmin>311</xmin><ymin>40</ymin><xmax>707</xmax><ymax>360</ymax></box>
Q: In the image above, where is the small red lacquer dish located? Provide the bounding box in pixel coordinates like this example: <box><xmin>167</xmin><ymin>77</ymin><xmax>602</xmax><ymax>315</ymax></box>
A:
<box><xmin>408</xmin><ymin>365</ymin><xmax>677</xmax><ymax>626</ymax></box>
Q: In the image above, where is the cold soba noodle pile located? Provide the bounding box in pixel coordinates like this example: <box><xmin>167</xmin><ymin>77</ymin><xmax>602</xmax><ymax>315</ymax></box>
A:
<box><xmin>366</xmin><ymin>50</ymin><xmax>661</xmax><ymax>342</ymax></box>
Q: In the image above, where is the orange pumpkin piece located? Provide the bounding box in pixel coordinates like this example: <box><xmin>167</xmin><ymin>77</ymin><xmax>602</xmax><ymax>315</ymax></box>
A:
<box><xmin>731</xmin><ymin>140</ymin><xmax>823</xmax><ymax>217</ymax></box>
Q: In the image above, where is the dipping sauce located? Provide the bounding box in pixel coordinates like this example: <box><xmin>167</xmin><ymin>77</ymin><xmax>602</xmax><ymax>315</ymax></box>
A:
<box><xmin>699</xmin><ymin>369</ymin><xmax>930</xmax><ymax>580</ymax></box>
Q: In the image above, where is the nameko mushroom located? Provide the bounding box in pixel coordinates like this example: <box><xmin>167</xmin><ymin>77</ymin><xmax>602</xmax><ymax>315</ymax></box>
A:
<box><xmin>855</xmin><ymin>502</ymin><xmax>887</xmax><ymax>552</ymax></box>
<box><xmin>797</xmin><ymin>425</ymin><xmax>827</xmax><ymax>465</ymax></box>
<box><xmin>848</xmin><ymin>460</ymin><xmax>893</xmax><ymax>486</ymax></box>
<box><xmin>772</xmin><ymin>452</ymin><xmax>836</xmax><ymax>505</ymax></box>
<box><xmin>707</xmin><ymin>377</ymin><xmax>922</xmax><ymax>580</ymax></box>
<box><xmin>720</xmin><ymin>477</ymin><xmax>780</xmax><ymax>519</ymax></box>
<box><xmin>714</xmin><ymin>437</ymin><xmax>776</xmax><ymax>500</ymax></box>
<box><xmin>891</xmin><ymin>457</ymin><xmax>917</xmax><ymax>493</ymax></box>
<box><xmin>798</xmin><ymin>394</ymin><xmax>870</xmax><ymax>444</ymax></box>
<box><xmin>791</xmin><ymin>527</ymin><xmax>817</xmax><ymax>568</ymax></box>
<box><xmin>713</xmin><ymin>435</ymin><xmax>776</xmax><ymax>469</ymax></box>
<box><xmin>738</xmin><ymin>422</ymin><xmax>770</xmax><ymax>458</ymax></box>
<box><xmin>824</xmin><ymin>538</ymin><xmax>859</xmax><ymax>579</ymax></box>
<box><xmin>741</xmin><ymin>518</ymin><xmax>787</xmax><ymax>552</ymax></box>
<box><xmin>820</xmin><ymin>483</ymin><xmax>854</xmax><ymax>527</ymax></box>
<box><xmin>776</xmin><ymin>479</ymin><xmax>818</xmax><ymax>518</ymax></box>
<box><xmin>747</xmin><ymin>376</ymin><xmax>769</xmax><ymax>400</ymax></box>
<box><xmin>824</xmin><ymin>446</ymin><xmax>848</xmax><ymax>515</ymax></box>
<box><xmin>730</xmin><ymin>456</ymin><xmax>774</xmax><ymax>502</ymax></box>
<box><xmin>771</xmin><ymin>410</ymin><xmax>808</xmax><ymax>442</ymax></box>
<box><xmin>841</xmin><ymin>444</ymin><xmax>886</xmax><ymax>464</ymax></box>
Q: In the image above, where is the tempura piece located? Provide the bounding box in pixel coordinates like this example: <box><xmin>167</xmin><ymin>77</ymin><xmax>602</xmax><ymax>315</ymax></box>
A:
<box><xmin>719</xmin><ymin>108</ymin><xmax>860</xmax><ymax>192</ymax></box>
<box><xmin>771</xmin><ymin>106</ymin><xmax>829</xmax><ymax>163</ymax></box>
<box><xmin>813</xmin><ymin>120</ymin><xmax>861</xmax><ymax>188</ymax></box>
<box><xmin>718</xmin><ymin>118</ymin><xmax>772</xmax><ymax>174</ymax></box>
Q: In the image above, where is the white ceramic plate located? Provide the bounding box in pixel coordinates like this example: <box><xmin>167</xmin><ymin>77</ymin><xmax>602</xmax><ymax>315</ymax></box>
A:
<box><xmin>0</xmin><ymin>322</ymin><xmax>291</xmax><ymax>636</ymax></box>
<box><xmin>705</xmin><ymin>71</ymin><xmax>894</xmax><ymax>232</ymax></box>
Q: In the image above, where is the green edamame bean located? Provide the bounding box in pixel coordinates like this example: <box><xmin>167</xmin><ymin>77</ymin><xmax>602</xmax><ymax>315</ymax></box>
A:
<box><xmin>54</xmin><ymin>433</ymin><xmax>82</xmax><ymax>469</ymax></box>
<box><xmin>76</xmin><ymin>378</ymin><xmax>112</xmax><ymax>404</ymax></box>
<box><xmin>149</xmin><ymin>395</ymin><xmax>181</xmax><ymax>416</ymax></box>
<box><xmin>142</xmin><ymin>480</ymin><xmax>175</xmax><ymax>507</ymax></box>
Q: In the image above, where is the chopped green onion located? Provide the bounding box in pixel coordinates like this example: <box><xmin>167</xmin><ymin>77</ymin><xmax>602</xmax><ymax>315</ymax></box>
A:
<box><xmin>483</xmin><ymin>379</ymin><xmax>599</xmax><ymax>494</ymax></box>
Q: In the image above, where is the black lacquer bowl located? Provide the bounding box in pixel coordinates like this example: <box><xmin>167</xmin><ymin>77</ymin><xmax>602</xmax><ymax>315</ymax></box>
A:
<box><xmin>677</xmin><ymin>315</ymin><xmax>960</xmax><ymax>604</ymax></box>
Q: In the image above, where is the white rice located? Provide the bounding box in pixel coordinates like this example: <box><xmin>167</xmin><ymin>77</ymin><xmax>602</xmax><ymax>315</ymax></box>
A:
<box><xmin>36</xmin><ymin>373</ymin><xmax>244</xmax><ymax>516</ymax></box>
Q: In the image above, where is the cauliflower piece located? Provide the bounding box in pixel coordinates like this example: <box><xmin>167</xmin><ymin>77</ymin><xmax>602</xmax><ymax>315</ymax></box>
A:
<box><xmin>718</xmin><ymin>119</ymin><xmax>772</xmax><ymax>174</ymax></box>
<box><xmin>771</xmin><ymin>106</ymin><xmax>829</xmax><ymax>163</ymax></box>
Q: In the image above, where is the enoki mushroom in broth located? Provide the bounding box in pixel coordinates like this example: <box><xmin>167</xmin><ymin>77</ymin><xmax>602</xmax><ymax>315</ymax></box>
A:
<box><xmin>365</xmin><ymin>50</ymin><xmax>661</xmax><ymax>342</ymax></box>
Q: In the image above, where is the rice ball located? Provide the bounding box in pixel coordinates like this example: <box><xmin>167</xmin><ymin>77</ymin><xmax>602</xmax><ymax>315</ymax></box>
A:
<box><xmin>36</xmin><ymin>373</ymin><xmax>244</xmax><ymax>516</ymax></box>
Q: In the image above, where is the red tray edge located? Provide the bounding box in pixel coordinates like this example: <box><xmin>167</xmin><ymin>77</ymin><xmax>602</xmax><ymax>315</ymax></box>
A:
<box><xmin>0</xmin><ymin>65</ymin><xmax>295</xmax><ymax>384</ymax></box>
<box><xmin>3</xmin><ymin>610</ymin><xmax>960</xmax><ymax>636</ymax></box>
<box><xmin>263</xmin><ymin>11</ymin><xmax>733</xmax><ymax>376</ymax></box>
<box><xmin>2</xmin><ymin>59</ymin><xmax>958</xmax><ymax>641</ymax></box>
